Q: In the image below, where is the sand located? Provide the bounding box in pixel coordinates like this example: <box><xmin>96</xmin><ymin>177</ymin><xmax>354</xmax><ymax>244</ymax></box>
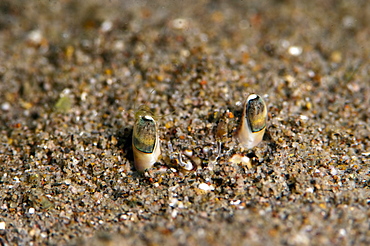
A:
<box><xmin>0</xmin><ymin>0</ymin><xmax>369</xmax><ymax>245</ymax></box>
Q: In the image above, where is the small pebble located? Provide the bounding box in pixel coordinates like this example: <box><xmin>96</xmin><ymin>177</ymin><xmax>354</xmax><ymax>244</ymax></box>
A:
<box><xmin>1</xmin><ymin>102</ymin><xmax>10</xmax><ymax>111</ymax></box>
<box><xmin>198</xmin><ymin>183</ymin><xmax>215</xmax><ymax>191</ymax></box>
<box><xmin>229</xmin><ymin>154</ymin><xmax>252</xmax><ymax>169</ymax></box>
<box><xmin>288</xmin><ymin>46</ymin><xmax>302</xmax><ymax>56</ymax></box>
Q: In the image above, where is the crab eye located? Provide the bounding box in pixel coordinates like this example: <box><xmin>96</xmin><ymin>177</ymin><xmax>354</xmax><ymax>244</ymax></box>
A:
<box><xmin>246</xmin><ymin>95</ymin><xmax>267</xmax><ymax>133</ymax></box>
<box><xmin>133</xmin><ymin>115</ymin><xmax>157</xmax><ymax>153</ymax></box>
<box><xmin>235</xmin><ymin>94</ymin><xmax>267</xmax><ymax>149</ymax></box>
<box><xmin>132</xmin><ymin>107</ymin><xmax>161</xmax><ymax>173</ymax></box>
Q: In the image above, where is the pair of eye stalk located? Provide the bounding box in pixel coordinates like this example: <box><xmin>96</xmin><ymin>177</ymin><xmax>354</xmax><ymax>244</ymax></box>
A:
<box><xmin>132</xmin><ymin>94</ymin><xmax>268</xmax><ymax>173</ymax></box>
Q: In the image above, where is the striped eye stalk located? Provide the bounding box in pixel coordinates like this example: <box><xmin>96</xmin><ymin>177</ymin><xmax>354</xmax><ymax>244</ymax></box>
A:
<box><xmin>132</xmin><ymin>106</ymin><xmax>161</xmax><ymax>172</ymax></box>
<box><xmin>235</xmin><ymin>94</ymin><xmax>267</xmax><ymax>149</ymax></box>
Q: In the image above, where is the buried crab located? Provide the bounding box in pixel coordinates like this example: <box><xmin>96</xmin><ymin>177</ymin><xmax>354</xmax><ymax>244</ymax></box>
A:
<box><xmin>130</xmin><ymin>93</ymin><xmax>268</xmax><ymax>173</ymax></box>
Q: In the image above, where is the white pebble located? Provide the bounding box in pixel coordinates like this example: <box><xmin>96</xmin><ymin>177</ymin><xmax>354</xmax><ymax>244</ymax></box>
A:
<box><xmin>202</xmin><ymin>147</ymin><xmax>210</xmax><ymax>154</ymax></box>
<box><xmin>27</xmin><ymin>30</ymin><xmax>43</xmax><ymax>44</ymax></box>
<box><xmin>1</xmin><ymin>102</ymin><xmax>10</xmax><ymax>111</ymax></box>
<box><xmin>184</xmin><ymin>149</ymin><xmax>193</xmax><ymax>157</ymax></box>
<box><xmin>171</xmin><ymin>209</ymin><xmax>178</xmax><ymax>218</ymax></box>
<box><xmin>307</xmin><ymin>70</ymin><xmax>315</xmax><ymax>77</ymax></box>
<box><xmin>229</xmin><ymin>154</ymin><xmax>252</xmax><ymax>169</ymax></box>
<box><xmin>230</xmin><ymin>200</ymin><xmax>241</xmax><ymax>205</ymax></box>
<box><xmin>101</xmin><ymin>20</ymin><xmax>113</xmax><ymax>32</ymax></box>
<box><xmin>120</xmin><ymin>214</ymin><xmax>129</xmax><ymax>220</ymax></box>
<box><xmin>170</xmin><ymin>18</ymin><xmax>189</xmax><ymax>30</ymax></box>
<box><xmin>339</xmin><ymin>228</ymin><xmax>346</xmax><ymax>236</ymax></box>
<box><xmin>330</xmin><ymin>167</ymin><xmax>338</xmax><ymax>176</ymax></box>
<box><xmin>169</xmin><ymin>198</ymin><xmax>179</xmax><ymax>207</ymax></box>
<box><xmin>306</xmin><ymin>187</ymin><xmax>314</xmax><ymax>193</ymax></box>
<box><xmin>198</xmin><ymin>183</ymin><xmax>215</xmax><ymax>191</ymax></box>
<box><xmin>342</xmin><ymin>16</ymin><xmax>356</xmax><ymax>29</ymax></box>
<box><xmin>288</xmin><ymin>46</ymin><xmax>302</xmax><ymax>56</ymax></box>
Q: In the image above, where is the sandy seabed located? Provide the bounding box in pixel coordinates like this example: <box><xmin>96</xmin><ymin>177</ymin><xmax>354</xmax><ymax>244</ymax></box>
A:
<box><xmin>0</xmin><ymin>1</ymin><xmax>369</xmax><ymax>245</ymax></box>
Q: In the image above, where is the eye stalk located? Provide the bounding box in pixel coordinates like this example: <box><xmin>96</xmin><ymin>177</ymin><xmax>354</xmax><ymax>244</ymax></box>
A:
<box><xmin>132</xmin><ymin>106</ymin><xmax>161</xmax><ymax>172</ymax></box>
<box><xmin>235</xmin><ymin>94</ymin><xmax>267</xmax><ymax>149</ymax></box>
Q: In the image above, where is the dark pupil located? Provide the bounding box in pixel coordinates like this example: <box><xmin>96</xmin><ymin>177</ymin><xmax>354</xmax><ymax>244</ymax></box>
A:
<box><xmin>133</xmin><ymin>116</ymin><xmax>156</xmax><ymax>153</ymax></box>
<box><xmin>247</xmin><ymin>98</ymin><xmax>263</xmax><ymax>116</ymax></box>
<box><xmin>246</xmin><ymin>97</ymin><xmax>264</xmax><ymax>132</ymax></box>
